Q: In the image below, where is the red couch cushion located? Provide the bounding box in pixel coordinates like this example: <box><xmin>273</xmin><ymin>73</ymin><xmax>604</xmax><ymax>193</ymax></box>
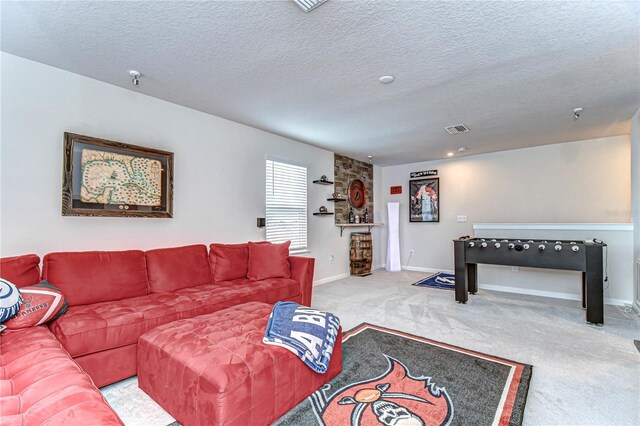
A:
<box><xmin>49</xmin><ymin>278</ymin><xmax>301</xmax><ymax>358</ymax></box>
<box><xmin>0</xmin><ymin>254</ymin><xmax>41</xmax><ymax>287</ymax></box>
<box><xmin>145</xmin><ymin>244</ymin><xmax>212</xmax><ymax>293</ymax></box>
<box><xmin>42</xmin><ymin>250</ymin><xmax>148</xmax><ymax>307</ymax></box>
<box><xmin>247</xmin><ymin>240</ymin><xmax>291</xmax><ymax>280</ymax></box>
<box><xmin>209</xmin><ymin>242</ymin><xmax>272</xmax><ymax>282</ymax></box>
<box><xmin>209</xmin><ymin>243</ymin><xmax>250</xmax><ymax>282</ymax></box>
<box><xmin>0</xmin><ymin>326</ymin><xmax>122</xmax><ymax>425</ymax></box>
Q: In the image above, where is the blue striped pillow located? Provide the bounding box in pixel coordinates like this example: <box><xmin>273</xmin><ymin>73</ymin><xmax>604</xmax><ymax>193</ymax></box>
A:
<box><xmin>0</xmin><ymin>278</ymin><xmax>23</xmax><ymax>323</ymax></box>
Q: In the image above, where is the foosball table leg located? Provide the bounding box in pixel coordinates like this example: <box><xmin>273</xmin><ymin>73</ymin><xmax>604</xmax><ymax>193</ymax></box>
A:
<box><xmin>585</xmin><ymin>246</ymin><xmax>604</xmax><ymax>326</ymax></box>
<box><xmin>581</xmin><ymin>272</ymin><xmax>586</xmax><ymax>309</ymax></box>
<box><xmin>454</xmin><ymin>241</ymin><xmax>469</xmax><ymax>304</ymax></box>
<box><xmin>468</xmin><ymin>264</ymin><xmax>478</xmax><ymax>294</ymax></box>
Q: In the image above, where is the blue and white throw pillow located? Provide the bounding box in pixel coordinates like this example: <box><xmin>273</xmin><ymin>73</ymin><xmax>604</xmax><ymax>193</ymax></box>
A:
<box><xmin>0</xmin><ymin>278</ymin><xmax>23</xmax><ymax>323</ymax></box>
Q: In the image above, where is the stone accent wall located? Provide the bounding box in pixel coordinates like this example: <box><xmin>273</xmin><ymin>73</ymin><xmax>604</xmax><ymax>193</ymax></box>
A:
<box><xmin>334</xmin><ymin>154</ymin><xmax>374</xmax><ymax>224</ymax></box>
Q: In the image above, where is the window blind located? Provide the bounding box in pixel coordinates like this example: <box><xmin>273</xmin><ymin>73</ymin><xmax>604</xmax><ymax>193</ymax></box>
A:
<box><xmin>266</xmin><ymin>160</ymin><xmax>308</xmax><ymax>251</ymax></box>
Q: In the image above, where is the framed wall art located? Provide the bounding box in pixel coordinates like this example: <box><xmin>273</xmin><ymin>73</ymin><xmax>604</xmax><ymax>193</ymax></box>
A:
<box><xmin>62</xmin><ymin>133</ymin><xmax>174</xmax><ymax>218</ymax></box>
<box><xmin>348</xmin><ymin>178</ymin><xmax>366</xmax><ymax>209</ymax></box>
<box><xmin>409</xmin><ymin>177</ymin><xmax>439</xmax><ymax>223</ymax></box>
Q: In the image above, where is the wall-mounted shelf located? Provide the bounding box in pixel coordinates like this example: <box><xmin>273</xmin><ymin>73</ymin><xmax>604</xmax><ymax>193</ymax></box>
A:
<box><xmin>313</xmin><ymin>212</ymin><xmax>335</xmax><ymax>216</ymax></box>
<box><xmin>335</xmin><ymin>223</ymin><xmax>384</xmax><ymax>237</ymax></box>
<box><xmin>312</xmin><ymin>179</ymin><xmax>334</xmax><ymax>185</ymax></box>
<box><xmin>327</xmin><ymin>198</ymin><xmax>346</xmax><ymax>202</ymax></box>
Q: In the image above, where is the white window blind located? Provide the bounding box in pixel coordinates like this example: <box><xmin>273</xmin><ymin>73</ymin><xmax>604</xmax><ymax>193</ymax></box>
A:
<box><xmin>266</xmin><ymin>159</ymin><xmax>308</xmax><ymax>250</ymax></box>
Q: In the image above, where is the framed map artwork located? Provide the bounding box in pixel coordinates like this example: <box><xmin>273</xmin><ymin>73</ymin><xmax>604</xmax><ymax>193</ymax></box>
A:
<box><xmin>62</xmin><ymin>133</ymin><xmax>174</xmax><ymax>217</ymax></box>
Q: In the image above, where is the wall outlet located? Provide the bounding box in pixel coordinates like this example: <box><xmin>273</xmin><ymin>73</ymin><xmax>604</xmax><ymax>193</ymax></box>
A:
<box><xmin>329</xmin><ymin>254</ymin><xmax>335</xmax><ymax>264</ymax></box>
<box><xmin>409</xmin><ymin>249</ymin><xmax>415</xmax><ymax>256</ymax></box>
<box><xmin>457</xmin><ymin>215</ymin><xmax>467</xmax><ymax>223</ymax></box>
<box><xmin>511</xmin><ymin>266</ymin><xmax>520</xmax><ymax>272</ymax></box>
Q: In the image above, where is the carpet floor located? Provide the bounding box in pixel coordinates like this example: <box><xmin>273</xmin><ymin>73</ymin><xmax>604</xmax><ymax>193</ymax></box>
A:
<box><xmin>101</xmin><ymin>270</ymin><xmax>640</xmax><ymax>425</ymax></box>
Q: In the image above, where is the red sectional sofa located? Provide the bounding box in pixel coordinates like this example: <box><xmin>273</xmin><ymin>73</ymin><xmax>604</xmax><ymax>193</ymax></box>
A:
<box><xmin>0</xmin><ymin>327</ymin><xmax>123</xmax><ymax>425</ymax></box>
<box><xmin>0</xmin><ymin>243</ymin><xmax>315</xmax><ymax>423</ymax></box>
<box><xmin>0</xmin><ymin>254</ymin><xmax>122</xmax><ymax>424</ymax></box>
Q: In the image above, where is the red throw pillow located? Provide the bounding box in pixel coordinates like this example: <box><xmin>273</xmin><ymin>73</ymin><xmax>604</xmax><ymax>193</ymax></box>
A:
<box><xmin>3</xmin><ymin>281</ymin><xmax>68</xmax><ymax>330</ymax></box>
<box><xmin>210</xmin><ymin>242</ymin><xmax>271</xmax><ymax>282</ymax></box>
<box><xmin>210</xmin><ymin>243</ymin><xmax>251</xmax><ymax>282</ymax></box>
<box><xmin>247</xmin><ymin>241</ymin><xmax>291</xmax><ymax>280</ymax></box>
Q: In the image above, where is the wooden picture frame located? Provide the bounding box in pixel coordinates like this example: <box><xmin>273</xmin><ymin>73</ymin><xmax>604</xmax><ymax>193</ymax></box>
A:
<box><xmin>409</xmin><ymin>177</ymin><xmax>439</xmax><ymax>223</ymax></box>
<box><xmin>62</xmin><ymin>133</ymin><xmax>174</xmax><ymax>218</ymax></box>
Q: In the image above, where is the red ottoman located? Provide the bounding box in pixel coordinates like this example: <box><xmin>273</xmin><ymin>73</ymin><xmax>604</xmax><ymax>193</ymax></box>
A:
<box><xmin>138</xmin><ymin>301</ymin><xmax>342</xmax><ymax>426</ymax></box>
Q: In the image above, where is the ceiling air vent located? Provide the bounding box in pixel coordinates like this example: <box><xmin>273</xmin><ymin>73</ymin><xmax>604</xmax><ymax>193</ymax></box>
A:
<box><xmin>292</xmin><ymin>0</ymin><xmax>328</xmax><ymax>12</ymax></box>
<box><xmin>444</xmin><ymin>124</ymin><xmax>470</xmax><ymax>135</ymax></box>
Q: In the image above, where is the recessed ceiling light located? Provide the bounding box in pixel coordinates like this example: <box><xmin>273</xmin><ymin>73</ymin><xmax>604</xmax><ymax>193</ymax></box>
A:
<box><xmin>447</xmin><ymin>152</ymin><xmax>454</xmax><ymax>157</ymax></box>
<box><xmin>457</xmin><ymin>146</ymin><xmax>467</xmax><ymax>152</ymax></box>
<box><xmin>379</xmin><ymin>76</ymin><xmax>394</xmax><ymax>84</ymax></box>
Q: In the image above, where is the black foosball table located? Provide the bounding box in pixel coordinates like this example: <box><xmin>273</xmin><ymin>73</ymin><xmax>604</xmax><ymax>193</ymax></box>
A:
<box><xmin>453</xmin><ymin>237</ymin><xmax>607</xmax><ymax>325</ymax></box>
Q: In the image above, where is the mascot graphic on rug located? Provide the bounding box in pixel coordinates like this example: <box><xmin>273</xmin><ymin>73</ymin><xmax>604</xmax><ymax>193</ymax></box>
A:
<box><xmin>310</xmin><ymin>355</ymin><xmax>453</xmax><ymax>426</ymax></box>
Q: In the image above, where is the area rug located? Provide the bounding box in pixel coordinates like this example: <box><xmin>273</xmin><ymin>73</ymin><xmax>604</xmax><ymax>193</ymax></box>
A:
<box><xmin>412</xmin><ymin>272</ymin><xmax>456</xmax><ymax>290</ymax></box>
<box><xmin>275</xmin><ymin>323</ymin><xmax>532</xmax><ymax>426</ymax></box>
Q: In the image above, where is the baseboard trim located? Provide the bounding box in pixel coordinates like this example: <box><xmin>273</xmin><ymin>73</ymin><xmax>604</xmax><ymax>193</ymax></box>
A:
<box><xmin>478</xmin><ymin>283</ymin><xmax>632</xmax><ymax>306</ymax></box>
<box><xmin>403</xmin><ymin>265</ymin><xmax>453</xmax><ymax>274</ymax></box>
<box><xmin>314</xmin><ymin>272</ymin><xmax>349</xmax><ymax>286</ymax></box>
<box><xmin>401</xmin><ymin>265</ymin><xmax>631</xmax><ymax>306</ymax></box>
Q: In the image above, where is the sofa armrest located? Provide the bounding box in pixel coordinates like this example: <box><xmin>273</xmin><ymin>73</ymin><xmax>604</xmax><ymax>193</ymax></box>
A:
<box><xmin>289</xmin><ymin>256</ymin><xmax>315</xmax><ymax>306</ymax></box>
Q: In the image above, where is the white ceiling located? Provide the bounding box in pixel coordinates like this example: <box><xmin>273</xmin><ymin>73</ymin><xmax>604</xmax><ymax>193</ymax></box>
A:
<box><xmin>2</xmin><ymin>1</ymin><xmax>639</xmax><ymax>165</ymax></box>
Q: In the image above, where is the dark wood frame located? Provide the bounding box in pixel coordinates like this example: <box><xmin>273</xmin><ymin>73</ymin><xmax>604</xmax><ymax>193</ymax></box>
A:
<box><xmin>409</xmin><ymin>177</ymin><xmax>439</xmax><ymax>223</ymax></box>
<box><xmin>62</xmin><ymin>133</ymin><xmax>174</xmax><ymax>218</ymax></box>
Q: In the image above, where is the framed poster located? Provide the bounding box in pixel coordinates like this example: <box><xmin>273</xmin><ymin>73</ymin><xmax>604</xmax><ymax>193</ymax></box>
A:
<box><xmin>409</xmin><ymin>178</ymin><xmax>439</xmax><ymax>223</ymax></box>
<box><xmin>62</xmin><ymin>133</ymin><xmax>174</xmax><ymax>218</ymax></box>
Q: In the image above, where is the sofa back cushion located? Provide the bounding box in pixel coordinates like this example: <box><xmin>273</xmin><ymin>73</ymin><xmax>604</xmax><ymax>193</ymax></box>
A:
<box><xmin>209</xmin><ymin>242</ymin><xmax>274</xmax><ymax>282</ymax></box>
<box><xmin>0</xmin><ymin>254</ymin><xmax>41</xmax><ymax>287</ymax></box>
<box><xmin>247</xmin><ymin>241</ymin><xmax>292</xmax><ymax>280</ymax></box>
<box><xmin>145</xmin><ymin>244</ymin><xmax>212</xmax><ymax>293</ymax></box>
<box><xmin>209</xmin><ymin>243</ymin><xmax>250</xmax><ymax>282</ymax></box>
<box><xmin>42</xmin><ymin>250</ymin><xmax>148</xmax><ymax>306</ymax></box>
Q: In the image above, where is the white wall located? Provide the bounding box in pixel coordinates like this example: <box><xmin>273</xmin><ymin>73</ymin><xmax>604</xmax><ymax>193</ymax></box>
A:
<box><xmin>378</xmin><ymin>136</ymin><xmax>634</xmax><ymax>303</ymax></box>
<box><xmin>0</xmin><ymin>53</ymin><xmax>350</xmax><ymax>284</ymax></box>
<box><xmin>631</xmin><ymin>108</ymin><xmax>640</xmax><ymax>308</ymax></box>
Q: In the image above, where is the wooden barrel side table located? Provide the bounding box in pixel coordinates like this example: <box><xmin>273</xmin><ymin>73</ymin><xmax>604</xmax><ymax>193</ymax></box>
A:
<box><xmin>350</xmin><ymin>232</ymin><xmax>372</xmax><ymax>276</ymax></box>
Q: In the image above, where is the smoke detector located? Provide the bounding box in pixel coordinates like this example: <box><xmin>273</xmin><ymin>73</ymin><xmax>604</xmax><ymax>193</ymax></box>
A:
<box><xmin>444</xmin><ymin>124</ymin><xmax>470</xmax><ymax>135</ymax></box>
<box><xmin>573</xmin><ymin>107</ymin><xmax>583</xmax><ymax>121</ymax></box>
<box><xmin>292</xmin><ymin>0</ymin><xmax>328</xmax><ymax>12</ymax></box>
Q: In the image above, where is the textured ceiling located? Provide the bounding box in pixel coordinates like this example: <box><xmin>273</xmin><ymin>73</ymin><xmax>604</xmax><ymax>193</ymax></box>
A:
<box><xmin>2</xmin><ymin>1</ymin><xmax>639</xmax><ymax>165</ymax></box>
